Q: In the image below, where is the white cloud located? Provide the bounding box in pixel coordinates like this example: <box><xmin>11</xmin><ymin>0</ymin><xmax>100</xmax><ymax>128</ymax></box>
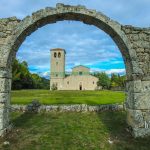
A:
<box><xmin>105</xmin><ymin>69</ymin><xmax>125</xmax><ymax>74</ymax></box>
<box><xmin>111</xmin><ymin>61</ymin><xmax>124</xmax><ymax>64</ymax></box>
<box><xmin>91</xmin><ymin>68</ymin><xmax>125</xmax><ymax>75</ymax></box>
<box><xmin>41</xmin><ymin>71</ymin><xmax>50</xmax><ymax>78</ymax></box>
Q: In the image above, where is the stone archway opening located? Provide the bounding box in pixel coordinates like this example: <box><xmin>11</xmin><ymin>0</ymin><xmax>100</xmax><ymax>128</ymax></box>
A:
<box><xmin>0</xmin><ymin>3</ymin><xmax>150</xmax><ymax>137</ymax></box>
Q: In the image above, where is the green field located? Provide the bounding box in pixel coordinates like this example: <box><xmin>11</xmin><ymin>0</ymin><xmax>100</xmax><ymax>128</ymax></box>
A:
<box><xmin>1</xmin><ymin>111</ymin><xmax>150</xmax><ymax>150</ymax></box>
<box><xmin>2</xmin><ymin>90</ymin><xmax>150</xmax><ymax>149</ymax></box>
<box><xmin>11</xmin><ymin>90</ymin><xmax>125</xmax><ymax>105</ymax></box>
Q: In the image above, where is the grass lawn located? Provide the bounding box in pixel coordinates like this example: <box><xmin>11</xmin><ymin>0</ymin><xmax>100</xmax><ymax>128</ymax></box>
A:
<box><xmin>11</xmin><ymin>90</ymin><xmax>125</xmax><ymax>105</ymax></box>
<box><xmin>0</xmin><ymin>111</ymin><xmax>150</xmax><ymax>150</ymax></box>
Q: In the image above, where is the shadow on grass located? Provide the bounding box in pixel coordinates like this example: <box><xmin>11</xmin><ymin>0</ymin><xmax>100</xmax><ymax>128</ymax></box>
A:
<box><xmin>0</xmin><ymin>112</ymin><xmax>38</xmax><ymax>149</ymax></box>
<box><xmin>97</xmin><ymin>111</ymin><xmax>150</xmax><ymax>150</ymax></box>
<box><xmin>6</xmin><ymin>108</ymin><xmax>150</xmax><ymax>150</ymax></box>
<box><xmin>11</xmin><ymin>112</ymin><xmax>37</xmax><ymax>128</ymax></box>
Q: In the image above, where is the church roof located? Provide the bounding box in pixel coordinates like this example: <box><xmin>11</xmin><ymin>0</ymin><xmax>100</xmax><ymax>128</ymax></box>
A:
<box><xmin>72</xmin><ymin>65</ymin><xmax>90</xmax><ymax>69</ymax></box>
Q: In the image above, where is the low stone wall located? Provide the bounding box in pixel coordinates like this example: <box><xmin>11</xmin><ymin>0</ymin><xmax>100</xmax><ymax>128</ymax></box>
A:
<box><xmin>11</xmin><ymin>104</ymin><xmax>124</xmax><ymax>112</ymax></box>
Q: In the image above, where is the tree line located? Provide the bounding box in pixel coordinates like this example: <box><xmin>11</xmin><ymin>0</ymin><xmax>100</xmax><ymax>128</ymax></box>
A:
<box><xmin>12</xmin><ymin>59</ymin><xmax>49</xmax><ymax>90</ymax></box>
<box><xmin>93</xmin><ymin>72</ymin><xmax>126</xmax><ymax>90</ymax></box>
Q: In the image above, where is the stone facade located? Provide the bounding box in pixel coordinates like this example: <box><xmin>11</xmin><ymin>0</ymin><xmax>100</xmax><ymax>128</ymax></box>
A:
<box><xmin>50</xmin><ymin>48</ymin><xmax>98</xmax><ymax>90</ymax></box>
<box><xmin>62</xmin><ymin>74</ymin><xmax>98</xmax><ymax>90</ymax></box>
<box><xmin>0</xmin><ymin>3</ymin><xmax>149</xmax><ymax>137</ymax></box>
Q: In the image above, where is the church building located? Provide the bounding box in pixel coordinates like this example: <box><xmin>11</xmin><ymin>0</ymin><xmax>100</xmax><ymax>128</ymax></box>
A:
<box><xmin>50</xmin><ymin>48</ymin><xmax>98</xmax><ymax>90</ymax></box>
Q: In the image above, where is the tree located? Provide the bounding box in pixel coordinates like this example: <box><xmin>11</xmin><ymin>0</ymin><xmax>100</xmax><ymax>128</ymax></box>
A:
<box><xmin>110</xmin><ymin>73</ymin><xmax>126</xmax><ymax>89</ymax></box>
<box><xmin>12</xmin><ymin>59</ymin><xmax>50</xmax><ymax>90</ymax></box>
<box><xmin>111</xmin><ymin>73</ymin><xmax>119</xmax><ymax>87</ymax></box>
<box><xmin>95</xmin><ymin>72</ymin><xmax>111</xmax><ymax>89</ymax></box>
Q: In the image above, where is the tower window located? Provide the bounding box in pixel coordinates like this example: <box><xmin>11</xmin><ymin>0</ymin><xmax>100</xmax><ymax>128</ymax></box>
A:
<box><xmin>56</xmin><ymin>62</ymin><xmax>58</xmax><ymax>65</ymax></box>
<box><xmin>93</xmin><ymin>81</ymin><xmax>94</xmax><ymax>84</ymax></box>
<box><xmin>56</xmin><ymin>74</ymin><xmax>58</xmax><ymax>77</ymax></box>
<box><xmin>58</xmin><ymin>52</ymin><xmax>61</xmax><ymax>58</ymax></box>
<box><xmin>54</xmin><ymin>52</ymin><xmax>57</xmax><ymax>58</ymax></box>
<box><xmin>67</xmin><ymin>81</ymin><xmax>69</xmax><ymax>84</ymax></box>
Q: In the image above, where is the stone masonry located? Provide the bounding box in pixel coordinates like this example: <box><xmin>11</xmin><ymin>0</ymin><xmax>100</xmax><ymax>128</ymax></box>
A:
<box><xmin>11</xmin><ymin>104</ymin><xmax>124</xmax><ymax>112</ymax></box>
<box><xmin>0</xmin><ymin>3</ymin><xmax>150</xmax><ymax>137</ymax></box>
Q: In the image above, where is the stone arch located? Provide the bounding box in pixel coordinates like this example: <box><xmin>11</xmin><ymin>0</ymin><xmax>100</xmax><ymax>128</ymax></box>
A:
<box><xmin>5</xmin><ymin>4</ymin><xmax>136</xmax><ymax>78</ymax></box>
<box><xmin>0</xmin><ymin>3</ymin><xmax>150</xmax><ymax>137</ymax></box>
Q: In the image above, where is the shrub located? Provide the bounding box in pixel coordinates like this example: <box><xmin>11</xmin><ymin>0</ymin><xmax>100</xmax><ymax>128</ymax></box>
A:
<box><xmin>26</xmin><ymin>100</ymin><xmax>41</xmax><ymax>113</ymax></box>
<box><xmin>51</xmin><ymin>84</ymin><xmax>57</xmax><ymax>91</ymax></box>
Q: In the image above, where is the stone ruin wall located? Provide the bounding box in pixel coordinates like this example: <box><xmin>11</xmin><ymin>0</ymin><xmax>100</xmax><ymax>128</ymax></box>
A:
<box><xmin>122</xmin><ymin>26</ymin><xmax>150</xmax><ymax>79</ymax></box>
<box><xmin>0</xmin><ymin>4</ymin><xmax>150</xmax><ymax>137</ymax></box>
<box><xmin>0</xmin><ymin>17</ymin><xmax>20</xmax><ymax>134</ymax></box>
<box><xmin>122</xmin><ymin>26</ymin><xmax>150</xmax><ymax>137</ymax></box>
<box><xmin>0</xmin><ymin>17</ymin><xmax>20</xmax><ymax>67</ymax></box>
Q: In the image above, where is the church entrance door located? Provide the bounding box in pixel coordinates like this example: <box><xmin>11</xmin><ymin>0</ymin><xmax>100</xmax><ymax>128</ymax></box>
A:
<box><xmin>79</xmin><ymin>84</ymin><xmax>82</xmax><ymax>90</ymax></box>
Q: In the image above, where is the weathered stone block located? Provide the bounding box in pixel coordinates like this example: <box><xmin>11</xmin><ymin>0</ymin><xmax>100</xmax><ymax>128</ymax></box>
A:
<box><xmin>126</xmin><ymin>80</ymin><xmax>142</xmax><ymax>93</ymax></box>
<box><xmin>0</xmin><ymin>38</ymin><xmax>6</xmax><ymax>45</ymax></box>
<box><xmin>0</xmin><ymin>78</ymin><xmax>11</xmax><ymax>93</ymax></box>
<box><xmin>126</xmin><ymin>90</ymin><xmax>150</xmax><ymax>109</ymax></box>
<box><xmin>0</xmin><ymin>47</ymin><xmax>11</xmax><ymax>68</ymax></box>
<box><xmin>142</xmin><ymin>111</ymin><xmax>150</xmax><ymax>122</ymax></box>
<box><xmin>88</xmin><ymin>106</ymin><xmax>99</xmax><ymax>112</ymax></box>
<box><xmin>0</xmin><ymin>92</ymin><xmax>10</xmax><ymax>103</ymax></box>
<box><xmin>132</xmin><ymin>35</ymin><xmax>139</xmax><ymax>41</ymax></box>
<box><xmin>136</xmin><ymin>92</ymin><xmax>150</xmax><ymax>109</ymax></box>
<box><xmin>132</xmin><ymin>61</ymin><xmax>143</xmax><ymax>74</ymax></box>
<box><xmin>50</xmin><ymin>105</ymin><xmax>58</xmax><ymax>111</ymax></box>
<box><xmin>125</xmin><ymin>92</ymin><xmax>133</xmax><ymax>109</ymax></box>
<box><xmin>141</xmin><ymin>81</ymin><xmax>150</xmax><ymax>92</ymax></box>
<box><xmin>0</xmin><ymin>69</ymin><xmax>11</xmax><ymax>78</ymax></box>
<box><xmin>126</xmin><ymin>108</ymin><xmax>144</xmax><ymax>128</ymax></box>
<box><xmin>81</xmin><ymin>104</ymin><xmax>88</xmax><ymax>112</ymax></box>
<box><xmin>0</xmin><ymin>103</ymin><xmax>10</xmax><ymax>130</ymax></box>
<box><xmin>133</xmin><ymin>128</ymin><xmax>150</xmax><ymax>138</ymax></box>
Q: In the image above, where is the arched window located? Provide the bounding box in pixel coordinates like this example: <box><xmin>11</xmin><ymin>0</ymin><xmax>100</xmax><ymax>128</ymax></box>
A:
<box><xmin>54</xmin><ymin>52</ymin><xmax>57</xmax><ymax>58</ymax></box>
<box><xmin>58</xmin><ymin>52</ymin><xmax>61</xmax><ymax>58</ymax></box>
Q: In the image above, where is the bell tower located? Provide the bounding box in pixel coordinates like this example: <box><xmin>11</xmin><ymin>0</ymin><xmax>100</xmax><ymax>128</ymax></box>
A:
<box><xmin>50</xmin><ymin>48</ymin><xmax>66</xmax><ymax>90</ymax></box>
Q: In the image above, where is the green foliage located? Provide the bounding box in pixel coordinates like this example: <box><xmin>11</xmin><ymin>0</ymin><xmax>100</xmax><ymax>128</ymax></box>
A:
<box><xmin>12</xmin><ymin>59</ymin><xmax>49</xmax><ymax>90</ymax></box>
<box><xmin>94</xmin><ymin>72</ymin><xmax>111</xmax><ymax>89</ymax></box>
<box><xmin>31</xmin><ymin>74</ymin><xmax>49</xmax><ymax>89</ymax></box>
<box><xmin>110</xmin><ymin>73</ymin><xmax>126</xmax><ymax>89</ymax></box>
<box><xmin>94</xmin><ymin>72</ymin><xmax>126</xmax><ymax>90</ymax></box>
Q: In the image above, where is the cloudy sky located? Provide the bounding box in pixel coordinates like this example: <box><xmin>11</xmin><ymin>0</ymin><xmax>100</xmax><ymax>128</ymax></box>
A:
<box><xmin>0</xmin><ymin>0</ymin><xmax>150</xmax><ymax>78</ymax></box>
